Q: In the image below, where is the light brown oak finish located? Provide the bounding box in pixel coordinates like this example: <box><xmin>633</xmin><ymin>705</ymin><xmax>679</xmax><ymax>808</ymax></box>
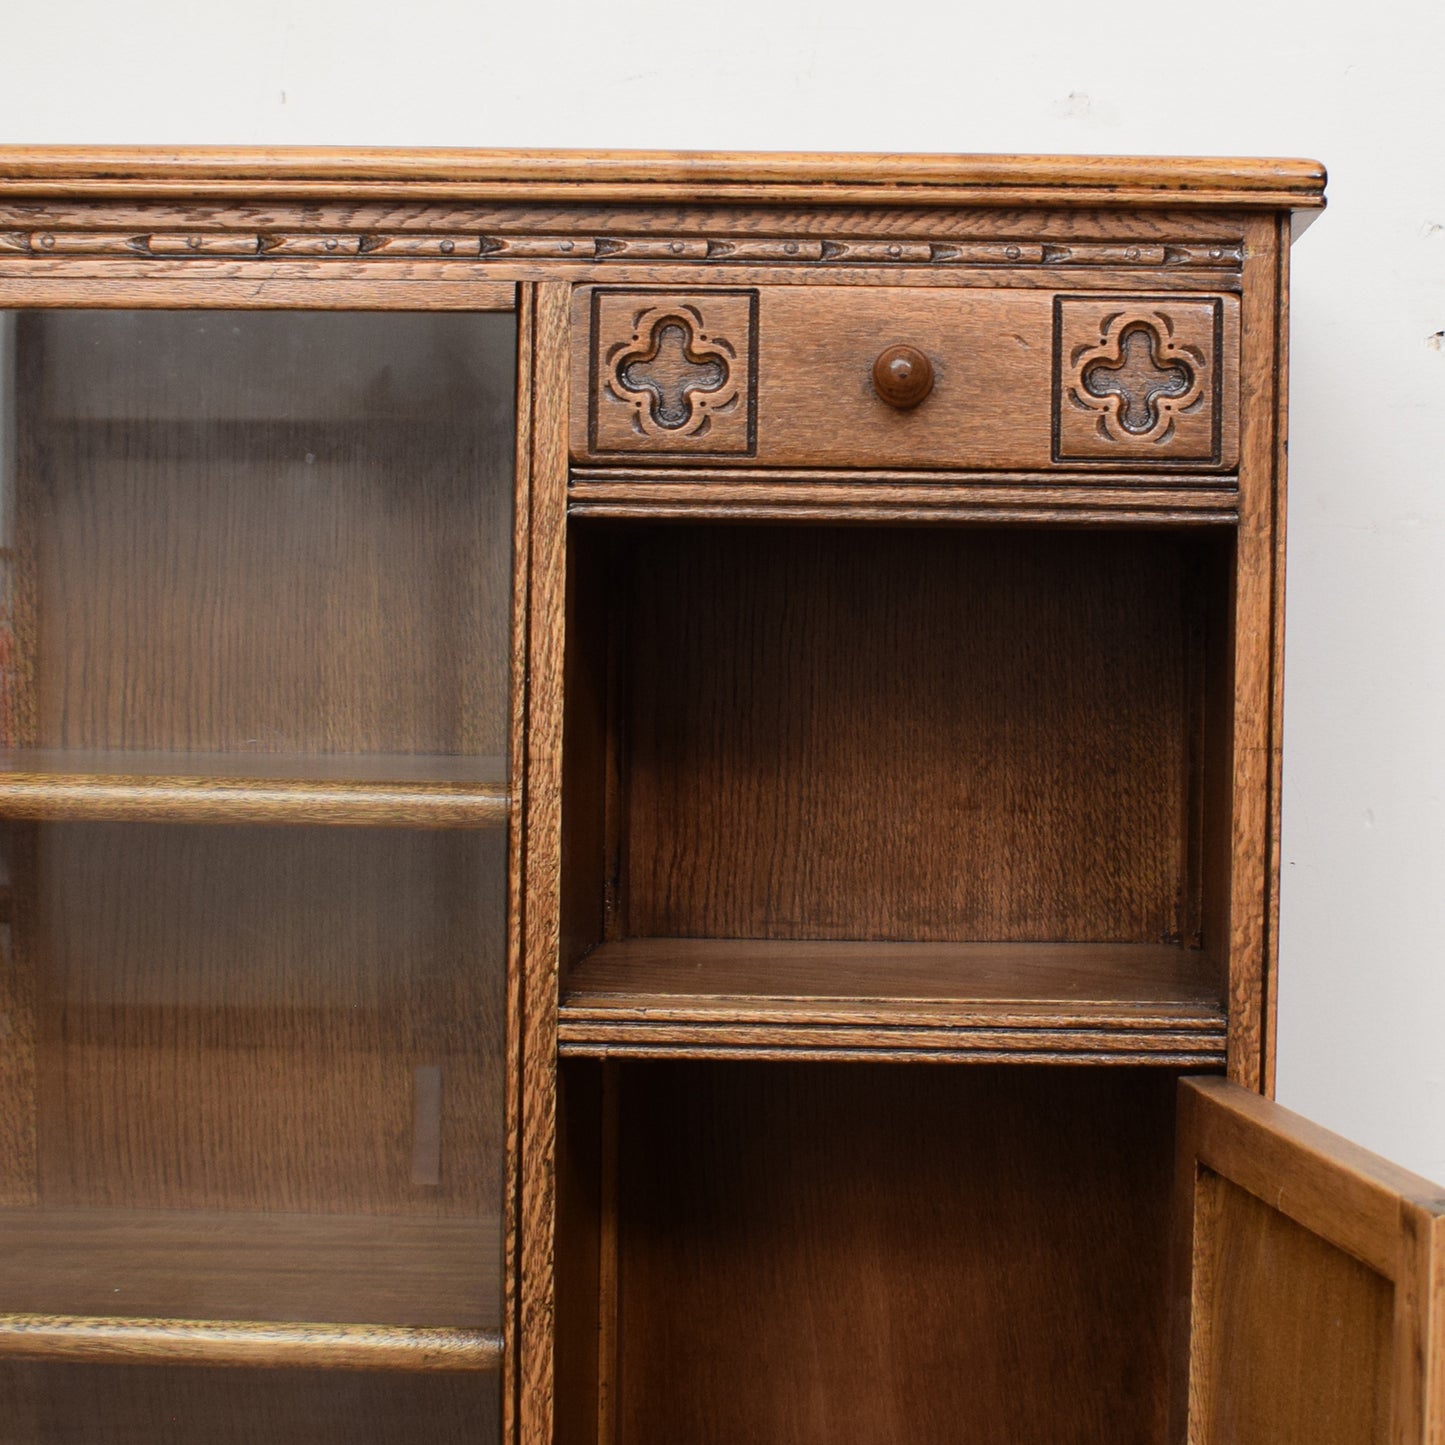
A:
<box><xmin>0</xmin><ymin>752</ymin><xmax>508</xmax><ymax>828</ymax></box>
<box><xmin>570</xmin><ymin>284</ymin><xmax>1241</xmax><ymax>470</ymax></box>
<box><xmin>610</xmin><ymin>1063</ymin><xmax>1180</xmax><ymax>1445</ymax></box>
<box><xmin>0</xmin><ymin>148</ymin><xmax>1327</xmax><ymax>209</ymax></box>
<box><xmin>1174</xmin><ymin>1078</ymin><xmax>1445</xmax><ymax>1445</ymax></box>
<box><xmin>12</xmin><ymin>148</ymin><xmax>1433</xmax><ymax>1445</ymax></box>
<box><xmin>560</xmin><ymin>938</ymin><xmax>1225</xmax><ymax>1063</ymax></box>
<box><xmin>0</xmin><ymin>1315</ymin><xmax>500</xmax><ymax>1373</ymax></box>
<box><xmin>0</xmin><ymin>1208</ymin><xmax>500</xmax><ymax>1331</ymax></box>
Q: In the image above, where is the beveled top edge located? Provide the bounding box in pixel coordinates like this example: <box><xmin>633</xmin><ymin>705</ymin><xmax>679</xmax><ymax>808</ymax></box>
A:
<box><xmin>0</xmin><ymin>147</ymin><xmax>1327</xmax><ymax>209</ymax></box>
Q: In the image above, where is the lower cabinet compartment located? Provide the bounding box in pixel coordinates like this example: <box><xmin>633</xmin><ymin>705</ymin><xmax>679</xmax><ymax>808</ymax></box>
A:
<box><xmin>557</xmin><ymin>1060</ymin><xmax>1183</xmax><ymax>1445</ymax></box>
<box><xmin>0</xmin><ymin>1362</ymin><xmax>500</xmax><ymax>1445</ymax></box>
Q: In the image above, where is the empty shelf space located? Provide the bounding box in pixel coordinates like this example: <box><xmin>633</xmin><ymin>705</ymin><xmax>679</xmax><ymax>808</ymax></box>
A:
<box><xmin>0</xmin><ymin>751</ymin><xmax>509</xmax><ymax>827</ymax></box>
<box><xmin>558</xmin><ymin>939</ymin><xmax>1227</xmax><ymax>1063</ymax></box>
<box><xmin>0</xmin><ymin>1202</ymin><xmax>502</xmax><ymax>1335</ymax></box>
<box><xmin>0</xmin><ymin>1208</ymin><xmax>502</xmax><ymax>1359</ymax></box>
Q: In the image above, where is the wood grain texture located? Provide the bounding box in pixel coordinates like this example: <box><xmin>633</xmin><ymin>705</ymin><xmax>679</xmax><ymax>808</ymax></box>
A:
<box><xmin>0</xmin><ymin>753</ymin><xmax>507</xmax><ymax>827</ymax></box>
<box><xmin>571</xmin><ymin>285</ymin><xmax>1240</xmax><ymax>470</ymax></box>
<box><xmin>1264</xmin><ymin>212</ymin><xmax>1293</xmax><ymax>1097</ymax></box>
<box><xmin>606</xmin><ymin>525</ymin><xmax>1224</xmax><ymax>946</ymax></box>
<box><xmin>8</xmin><ymin>309</ymin><xmax>514</xmax><ymax>758</ymax></box>
<box><xmin>1224</xmin><ymin>215</ymin><xmax>1285</xmax><ymax>1088</ymax></box>
<box><xmin>7</xmin><ymin>822</ymin><xmax>506</xmax><ymax>1222</ymax></box>
<box><xmin>558</xmin><ymin>938</ymin><xmax>1224</xmax><ymax>1060</ymax></box>
<box><xmin>1174</xmin><ymin>1078</ymin><xmax>1445</xmax><ymax>1445</ymax></box>
<box><xmin>0</xmin><ymin>826</ymin><xmax>38</xmax><ymax>1207</ymax></box>
<box><xmin>500</xmin><ymin>280</ymin><xmax>535</xmax><ymax>1445</ymax></box>
<box><xmin>1195</xmin><ymin>1171</ymin><xmax>1392</xmax><ymax>1445</ymax></box>
<box><xmin>0</xmin><ymin>276</ymin><xmax>518</xmax><ymax>309</ymax></box>
<box><xmin>0</xmin><ymin>1209</ymin><xmax>499</xmax><ymax>1330</ymax></box>
<box><xmin>0</xmin><ymin>1362</ymin><xmax>499</xmax><ymax>1444</ymax></box>
<box><xmin>0</xmin><ymin>1315</ymin><xmax>500</xmax><ymax>1372</ymax></box>
<box><xmin>552</xmin><ymin>1062</ymin><xmax>604</xmax><ymax>1445</ymax></box>
<box><xmin>0</xmin><ymin>147</ymin><xmax>1327</xmax><ymax>211</ymax></box>
<box><xmin>517</xmin><ymin>283</ymin><xmax>572</xmax><ymax>1445</ymax></box>
<box><xmin>0</xmin><ymin>201</ymin><xmax>1262</xmax><ymax>250</ymax></box>
<box><xmin>606</xmin><ymin>1062</ymin><xmax>1179</xmax><ymax>1445</ymax></box>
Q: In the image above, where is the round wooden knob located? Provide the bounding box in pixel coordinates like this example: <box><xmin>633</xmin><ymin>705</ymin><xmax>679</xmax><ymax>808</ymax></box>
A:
<box><xmin>872</xmin><ymin>344</ymin><xmax>935</xmax><ymax>409</ymax></box>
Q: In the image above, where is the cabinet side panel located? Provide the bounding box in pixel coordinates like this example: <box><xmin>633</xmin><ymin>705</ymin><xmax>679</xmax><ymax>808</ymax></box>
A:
<box><xmin>1225</xmin><ymin>215</ymin><xmax>1286</xmax><ymax>1089</ymax></box>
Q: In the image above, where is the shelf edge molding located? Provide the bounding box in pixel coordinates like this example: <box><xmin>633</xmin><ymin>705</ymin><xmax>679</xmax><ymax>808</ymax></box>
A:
<box><xmin>0</xmin><ymin>776</ymin><xmax>511</xmax><ymax>829</ymax></box>
<box><xmin>0</xmin><ymin>1313</ymin><xmax>504</xmax><ymax>1373</ymax></box>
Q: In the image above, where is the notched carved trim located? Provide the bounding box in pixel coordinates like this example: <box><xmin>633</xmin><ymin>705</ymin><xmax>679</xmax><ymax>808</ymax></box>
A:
<box><xmin>0</xmin><ymin>227</ymin><xmax>1246</xmax><ymax>271</ymax></box>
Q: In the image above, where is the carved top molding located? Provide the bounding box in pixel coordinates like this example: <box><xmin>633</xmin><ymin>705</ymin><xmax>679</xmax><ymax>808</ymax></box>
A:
<box><xmin>0</xmin><ymin>147</ymin><xmax>1327</xmax><ymax>213</ymax></box>
<box><xmin>0</xmin><ymin>229</ymin><xmax>1249</xmax><ymax>270</ymax></box>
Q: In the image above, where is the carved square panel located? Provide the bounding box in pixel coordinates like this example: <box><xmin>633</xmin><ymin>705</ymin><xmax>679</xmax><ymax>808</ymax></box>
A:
<box><xmin>1053</xmin><ymin>296</ymin><xmax>1229</xmax><ymax>465</ymax></box>
<box><xmin>588</xmin><ymin>289</ymin><xmax>758</xmax><ymax>456</ymax></box>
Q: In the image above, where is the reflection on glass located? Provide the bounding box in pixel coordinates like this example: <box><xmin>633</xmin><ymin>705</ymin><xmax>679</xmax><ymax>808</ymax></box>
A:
<box><xmin>0</xmin><ymin>310</ymin><xmax>514</xmax><ymax>1384</ymax></box>
<box><xmin>0</xmin><ymin>311</ymin><xmax>515</xmax><ymax>763</ymax></box>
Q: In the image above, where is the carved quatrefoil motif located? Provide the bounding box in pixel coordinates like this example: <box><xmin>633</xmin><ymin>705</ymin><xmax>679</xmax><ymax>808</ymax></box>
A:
<box><xmin>1071</xmin><ymin>313</ymin><xmax>1205</xmax><ymax>444</ymax></box>
<box><xmin>1053</xmin><ymin>297</ymin><xmax>1225</xmax><ymax>464</ymax></box>
<box><xmin>588</xmin><ymin>289</ymin><xmax>758</xmax><ymax>456</ymax></box>
<box><xmin>1080</xmin><ymin>322</ymin><xmax>1200</xmax><ymax>439</ymax></box>
<box><xmin>607</xmin><ymin>306</ymin><xmax>741</xmax><ymax>439</ymax></box>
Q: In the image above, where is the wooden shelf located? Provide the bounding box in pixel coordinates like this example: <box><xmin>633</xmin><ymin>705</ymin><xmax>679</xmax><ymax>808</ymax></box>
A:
<box><xmin>0</xmin><ymin>751</ymin><xmax>508</xmax><ymax>828</ymax></box>
<box><xmin>558</xmin><ymin>938</ymin><xmax>1227</xmax><ymax>1063</ymax></box>
<box><xmin>0</xmin><ymin>1208</ymin><xmax>501</xmax><ymax>1371</ymax></box>
<box><xmin>0</xmin><ymin>1315</ymin><xmax>500</xmax><ymax>1373</ymax></box>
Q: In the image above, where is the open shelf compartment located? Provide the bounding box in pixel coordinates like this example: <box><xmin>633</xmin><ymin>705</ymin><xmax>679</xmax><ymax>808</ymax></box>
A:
<box><xmin>559</xmin><ymin>521</ymin><xmax>1237</xmax><ymax>1058</ymax></box>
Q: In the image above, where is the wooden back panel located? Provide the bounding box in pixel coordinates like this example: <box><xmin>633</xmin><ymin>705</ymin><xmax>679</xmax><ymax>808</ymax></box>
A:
<box><xmin>617</xmin><ymin>524</ymin><xmax>1223</xmax><ymax>946</ymax></box>
<box><xmin>607</xmin><ymin>1061</ymin><xmax>1178</xmax><ymax>1445</ymax></box>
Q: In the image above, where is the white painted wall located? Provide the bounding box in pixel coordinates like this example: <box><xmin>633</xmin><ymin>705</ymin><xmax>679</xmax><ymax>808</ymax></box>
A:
<box><xmin>5</xmin><ymin>0</ymin><xmax>1443</xmax><ymax>1180</ymax></box>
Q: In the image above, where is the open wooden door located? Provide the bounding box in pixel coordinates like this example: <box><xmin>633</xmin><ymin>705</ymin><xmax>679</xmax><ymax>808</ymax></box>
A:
<box><xmin>1174</xmin><ymin>1077</ymin><xmax>1445</xmax><ymax>1444</ymax></box>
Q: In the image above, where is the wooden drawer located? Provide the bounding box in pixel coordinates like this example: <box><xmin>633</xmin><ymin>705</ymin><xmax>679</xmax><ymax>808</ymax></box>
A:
<box><xmin>571</xmin><ymin>285</ymin><xmax>1240</xmax><ymax>472</ymax></box>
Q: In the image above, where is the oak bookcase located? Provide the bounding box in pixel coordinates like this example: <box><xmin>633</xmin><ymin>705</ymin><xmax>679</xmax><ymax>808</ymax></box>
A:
<box><xmin>0</xmin><ymin>148</ymin><xmax>1438</xmax><ymax>1444</ymax></box>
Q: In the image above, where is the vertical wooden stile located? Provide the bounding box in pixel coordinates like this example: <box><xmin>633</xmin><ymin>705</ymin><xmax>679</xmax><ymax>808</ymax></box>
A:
<box><xmin>1225</xmin><ymin>214</ymin><xmax>1286</xmax><ymax>1092</ymax></box>
<box><xmin>596</xmin><ymin>1060</ymin><xmax>621</xmax><ymax>1445</ymax></box>
<box><xmin>1263</xmin><ymin>212</ymin><xmax>1294</xmax><ymax>1099</ymax></box>
<box><xmin>503</xmin><ymin>279</ymin><xmax>534</xmax><ymax>1445</ymax></box>
<box><xmin>519</xmin><ymin>282</ymin><xmax>572</xmax><ymax>1445</ymax></box>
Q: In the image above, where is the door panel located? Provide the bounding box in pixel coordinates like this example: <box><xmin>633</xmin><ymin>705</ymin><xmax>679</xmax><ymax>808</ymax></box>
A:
<box><xmin>1175</xmin><ymin>1077</ymin><xmax>1445</xmax><ymax>1445</ymax></box>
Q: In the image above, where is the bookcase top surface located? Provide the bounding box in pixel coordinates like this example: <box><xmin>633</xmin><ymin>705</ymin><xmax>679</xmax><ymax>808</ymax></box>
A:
<box><xmin>0</xmin><ymin>147</ymin><xmax>1326</xmax><ymax>211</ymax></box>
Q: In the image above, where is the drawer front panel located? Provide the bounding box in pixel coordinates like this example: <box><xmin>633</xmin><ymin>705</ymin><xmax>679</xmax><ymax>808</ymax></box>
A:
<box><xmin>572</xmin><ymin>285</ymin><xmax>1239</xmax><ymax>472</ymax></box>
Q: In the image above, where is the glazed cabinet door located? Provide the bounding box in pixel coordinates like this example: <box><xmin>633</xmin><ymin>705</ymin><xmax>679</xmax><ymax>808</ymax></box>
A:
<box><xmin>1174</xmin><ymin>1077</ymin><xmax>1445</xmax><ymax>1445</ymax></box>
<box><xmin>0</xmin><ymin>305</ymin><xmax>519</xmax><ymax>1442</ymax></box>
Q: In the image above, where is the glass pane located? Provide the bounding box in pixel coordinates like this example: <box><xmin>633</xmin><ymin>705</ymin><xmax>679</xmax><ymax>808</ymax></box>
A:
<box><xmin>1</xmin><ymin>1362</ymin><xmax>500</xmax><ymax>1445</ymax></box>
<box><xmin>0</xmin><ymin>307</ymin><xmax>514</xmax><ymax>1434</ymax></box>
<box><xmin>0</xmin><ymin>820</ymin><xmax>506</xmax><ymax>1331</ymax></box>
<box><xmin>0</xmin><ymin>310</ymin><xmax>515</xmax><ymax>768</ymax></box>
